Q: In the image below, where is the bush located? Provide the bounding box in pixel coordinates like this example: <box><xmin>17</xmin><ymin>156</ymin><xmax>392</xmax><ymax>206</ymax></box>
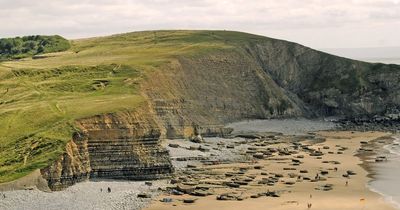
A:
<box><xmin>0</xmin><ymin>35</ymin><xmax>70</xmax><ymax>60</ymax></box>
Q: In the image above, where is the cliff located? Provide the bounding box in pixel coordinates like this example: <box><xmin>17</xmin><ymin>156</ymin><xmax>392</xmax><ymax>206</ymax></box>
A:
<box><xmin>41</xmin><ymin>105</ymin><xmax>173</xmax><ymax>190</ymax></box>
<box><xmin>1</xmin><ymin>30</ymin><xmax>399</xmax><ymax>189</ymax></box>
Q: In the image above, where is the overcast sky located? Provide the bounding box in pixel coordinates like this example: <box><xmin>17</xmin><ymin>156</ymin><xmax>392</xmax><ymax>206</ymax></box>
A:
<box><xmin>1</xmin><ymin>0</ymin><xmax>400</xmax><ymax>49</ymax></box>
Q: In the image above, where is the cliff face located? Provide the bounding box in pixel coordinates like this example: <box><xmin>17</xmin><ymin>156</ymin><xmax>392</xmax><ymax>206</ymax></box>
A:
<box><xmin>37</xmin><ymin>31</ymin><xmax>400</xmax><ymax>190</ymax></box>
<box><xmin>143</xmin><ymin>49</ymin><xmax>304</xmax><ymax>139</ymax></box>
<box><xmin>142</xmin><ymin>42</ymin><xmax>400</xmax><ymax>139</ymax></box>
<box><xmin>243</xmin><ymin>41</ymin><xmax>400</xmax><ymax>117</ymax></box>
<box><xmin>41</xmin><ymin>105</ymin><xmax>173</xmax><ymax>190</ymax></box>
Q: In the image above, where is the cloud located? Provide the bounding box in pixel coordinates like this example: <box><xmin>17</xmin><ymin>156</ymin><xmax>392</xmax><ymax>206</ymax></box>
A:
<box><xmin>0</xmin><ymin>0</ymin><xmax>399</xmax><ymax>48</ymax></box>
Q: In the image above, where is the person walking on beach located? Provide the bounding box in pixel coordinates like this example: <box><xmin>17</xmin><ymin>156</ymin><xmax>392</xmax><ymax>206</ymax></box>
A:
<box><xmin>346</xmin><ymin>181</ymin><xmax>348</xmax><ymax>186</ymax></box>
<box><xmin>107</xmin><ymin>187</ymin><xmax>111</xmax><ymax>193</ymax></box>
<box><xmin>315</xmin><ymin>173</ymin><xmax>319</xmax><ymax>180</ymax></box>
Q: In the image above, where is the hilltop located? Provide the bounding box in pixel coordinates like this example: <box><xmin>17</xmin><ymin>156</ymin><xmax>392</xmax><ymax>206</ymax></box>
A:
<box><xmin>0</xmin><ymin>30</ymin><xmax>399</xmax><ymax>186</ymax></box>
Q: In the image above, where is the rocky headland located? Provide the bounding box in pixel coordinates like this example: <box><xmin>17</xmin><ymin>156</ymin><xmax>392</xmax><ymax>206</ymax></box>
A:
<box><xmin>1</xmin><ymin>31</ymin><xmax>400</xmax><ymax>210</ymax></box>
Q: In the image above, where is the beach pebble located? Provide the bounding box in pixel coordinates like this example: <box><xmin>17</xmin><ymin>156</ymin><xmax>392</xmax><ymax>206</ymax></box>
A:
<box><xmin>183</xmin><ymin>198</ymin><xmax>196</xmax><ymax>203</ymax></box>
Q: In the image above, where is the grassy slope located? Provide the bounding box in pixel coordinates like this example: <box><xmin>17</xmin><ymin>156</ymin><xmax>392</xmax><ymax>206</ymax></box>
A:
<box><xmin>0</xmin><ymin>30</ymin><xmax>269</xmax><ymax>183</ymax></box>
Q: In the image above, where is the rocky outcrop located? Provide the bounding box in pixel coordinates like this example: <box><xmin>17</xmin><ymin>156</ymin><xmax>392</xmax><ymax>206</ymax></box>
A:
<box><xmin>41</xmin><ymin>106</ymin><xmax>173</xmax><ymax>191</ymax></box>
<box><xmin>40</xmin><ymin>133</ymin><xmax>90</xmax><ymax>191</ymax></box>
<box><xmin>243</xmin><ymin>40</ymin><xmax>400</xmax><ymax>117</ymax></box>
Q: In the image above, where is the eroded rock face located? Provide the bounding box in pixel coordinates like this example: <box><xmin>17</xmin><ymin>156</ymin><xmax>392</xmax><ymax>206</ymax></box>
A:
<box><xmin>40</xmin><ymin>135</ymin><xmax>90</xmax><ymax>191</ymax></box>
<box><xmin>143</xmin><ymin>51</ymin><xmax>303</xmax><ymax>140</ymax></box>
<box><xmin>41</xmin><ymin>106</ymin><xmax>173</xmax><ymax>191</ymax></box>
<box><xmin>243</xmin><ymin>42</ymin><xmax>400</xmax><ymax>117</ymax></box>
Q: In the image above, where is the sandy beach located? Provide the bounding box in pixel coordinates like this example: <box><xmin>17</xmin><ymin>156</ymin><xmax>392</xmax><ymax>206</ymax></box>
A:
<box><xmin>146</xmin><ymin>131</ymin><xmax>396</xmax><ymax>210</ymax></box>
<box><xmin>0</xmin><ymin>119</ymin><xmax>397</xmax><ymax>210</ymax></box>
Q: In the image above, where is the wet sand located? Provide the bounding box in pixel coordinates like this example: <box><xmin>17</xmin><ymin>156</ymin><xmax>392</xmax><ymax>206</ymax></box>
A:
<box><xmin>146</xmin><ymin>131</ymin><xmax>396</xmax><ymax>210</ymax></box>
<box><xmin>359</xmin><ymin>135</ymin><xmax>400</xmax><ymax>209</ymax></box>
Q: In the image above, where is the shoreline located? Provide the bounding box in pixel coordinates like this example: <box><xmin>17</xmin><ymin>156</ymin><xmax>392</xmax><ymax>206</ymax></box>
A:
<box><xmin>146</xmin><ymin>131</ymin><xmax>396</xmax><ymax>210</ymax></box>
<box><xmin>359</xmin><ymin>135</ymin><xmax>400</xmax><ymax>209</ymax></box>
<box><xmin>1</xmin><ymin>128</ymin><xmax>398</xmax><ymax>210</ymax></box>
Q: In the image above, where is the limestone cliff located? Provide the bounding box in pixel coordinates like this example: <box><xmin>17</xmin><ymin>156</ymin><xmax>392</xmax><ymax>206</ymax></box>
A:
<box><xmin>41</xmin><ymin>105</ymin><xmax>173</xmax><ymax>190</ymax></box>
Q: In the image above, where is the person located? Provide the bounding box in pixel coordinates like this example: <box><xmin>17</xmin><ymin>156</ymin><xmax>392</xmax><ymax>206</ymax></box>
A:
<box><xmin>107</xmin><ymin>187</ymin><xmax>111</xmax><ymax>193</ymax></box>
<box><xmin>100</xmin><ymin>188</ymin><xmax>103</xmax><ymax>192</ymax></box>
<box><xmin>346</xmin><ymin>181</ymin><xmax>348</xmax><ymax>186</ymax></box>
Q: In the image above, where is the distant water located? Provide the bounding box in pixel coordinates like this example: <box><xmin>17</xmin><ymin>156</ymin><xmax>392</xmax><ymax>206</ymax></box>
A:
<box><xmin>320</xmin><ymin>47</ymin><xmax>400</xmax><ymax>65</ymax></box>
<box><xmin>368</xmin><ymin>136</ymin><xmax>400</xmax><ymax>209</ymax></box>
<box><xmin>361</xmin><ymin>58</ymin><xmax>400</xmax><ymax>65</ymax></box>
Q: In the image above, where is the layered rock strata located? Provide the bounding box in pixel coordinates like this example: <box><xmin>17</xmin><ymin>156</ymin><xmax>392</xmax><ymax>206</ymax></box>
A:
<box><xmin>41</xmin><ymin>107</ymin><xmax>173</xmax><ymax>191</ymax></box>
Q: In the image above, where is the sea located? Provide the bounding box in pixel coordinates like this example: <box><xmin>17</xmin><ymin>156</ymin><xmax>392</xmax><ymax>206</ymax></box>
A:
<box><xmin>320</xmin><ymin>46</ymin><xmax>400</xmax><ymax>65</ymax></box>
<box><xmin>368</xmin><ymin>135</ymin><xmax>400</xmax><ymax>209</ymax></box>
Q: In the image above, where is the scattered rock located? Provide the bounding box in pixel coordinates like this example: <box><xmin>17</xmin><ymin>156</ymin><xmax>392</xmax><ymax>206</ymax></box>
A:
<box><xmin>226</xmin><ymin>145</ymin><xmax>235</xmax><ymax>149</ymax></box>
<box><xmin>253</xmin><ymin>153</ymin><xmax>264</xmax><ymax>159</ymax></box>
<box><xmin>283</xmin><ymin>168</ymin><xmax>296</xmax><ymax>171</ymax></box>
<box><xmin>183</xmin><ymin>198</ymin><xmax>196</xmax><ymax>203</ymax></box>
<box><xmin>168</xmin><ymin>143</ymin><xmax>180</xmax><ymax>148</ymax></box>
<box><xmin>347</xmin><ymin>170</ymin><xmax>357</xmax><ymax>175</ymax></box>
<box><xmin>191</xmin><ymin>190</ymin><xmax>212</xmax><ymax>197</ymax></box>
<box><xmin>161</xmin><ymin>198</ymin><xmax>173</xmax><ymax>203</ymax></box>
<box><xmin>198</xmin><ymin>147</ymin><xmax>210</xmax><ymax>152</ymax></box>
<box><xmin>254</xmin><ymin>165</ymin><xmax>263</xmax><ymax>169</ymax></box>
<box><xmin>176</xmin><ymin>184</ymin><xmax>196</xmax><ymax>194</ymax></box>
<box><xmin>217</xmin><ymin>193</ymin><xmax>244</xmax><ymax>201</ymax></box>
<box><xmin>320</xmin><ymin>170</ymin><xmax>329</xmax><ymax>175</ymax></box>
<box><xmin>224</xmin><ymin>182</ymin><xmax>240</xmax><ymax>188</ymax></box>
<box><xmin>137</xmin><ymin>193</ymin><xmax>151</xmax><ymax>198</ymax></box>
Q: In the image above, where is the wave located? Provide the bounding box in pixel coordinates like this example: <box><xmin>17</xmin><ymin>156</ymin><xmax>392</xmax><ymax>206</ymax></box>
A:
<box><xmin>383</xmin><ymin>137</ymin><xmax>400</xmax><ymax>156</ymax></box>
<box><xmin>368</xmin><ymin>184</ymin><xmax>400</xmax><ymax>209</ymax></box>
<box><xmin>368</xmin><ymin>135</ymin><xmax>400</xmax><ymax>209</ymax></box>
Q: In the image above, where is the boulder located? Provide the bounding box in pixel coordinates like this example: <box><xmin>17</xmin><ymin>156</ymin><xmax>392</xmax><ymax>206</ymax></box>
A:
<box><xmin>176</xmin><ymin>184</ymin><xmax>196</xmax><ymax>194</ymax></box>
<box><xmin>224</xmin><ymin>182</ymin><xmax>240</xmax><ymax>188</ymax></box>
<box><xmin>253</xmin><ymin>153</ymin><xmax>264</xmax><ymax>159</ymax></box>
<box><xmin>161</xmin><ymin>197</ymin><xmax>173</xmax><ymax>203</ymax></box>
<box><xmin>191</xmin><ymin>135</ymin><xmax>204</xmax><ymax>143</ymax></box>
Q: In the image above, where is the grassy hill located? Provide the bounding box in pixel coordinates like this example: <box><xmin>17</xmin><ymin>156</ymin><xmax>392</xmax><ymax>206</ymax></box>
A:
<box><xmin>0</xmin><ymin>30</ymin><xmax>269</xmax><ymax>182</ymax></box>
<box><xmin>1</xmin><ymin>30</ymin><xmax>399</xmax><ymax>184</ymax></box>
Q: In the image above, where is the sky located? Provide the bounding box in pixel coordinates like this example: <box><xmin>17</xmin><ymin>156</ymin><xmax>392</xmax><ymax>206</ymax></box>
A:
<box><xmin>1</xmin><ymin>0</ymin><xmax>400</xmax><ymax>49</ymax></box>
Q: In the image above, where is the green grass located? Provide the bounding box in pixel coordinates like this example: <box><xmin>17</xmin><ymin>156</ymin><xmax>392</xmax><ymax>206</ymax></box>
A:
<box><xmin>0</xmin><ymin>30</ymin><xmax>269</xmax><ymax>183</ymax></box>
